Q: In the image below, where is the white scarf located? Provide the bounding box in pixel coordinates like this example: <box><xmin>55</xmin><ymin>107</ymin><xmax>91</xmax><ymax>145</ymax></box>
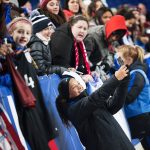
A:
<box><xmin>36</xmin><ymin>33</ymin><xmax>50</xmax><ymax>45</ymax></box>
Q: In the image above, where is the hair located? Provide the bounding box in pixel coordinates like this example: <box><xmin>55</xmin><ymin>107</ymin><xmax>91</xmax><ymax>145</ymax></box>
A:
<box><xmin>94</xmin><ymin>7</ymin><xmax>113</xmax><ymax>25</ymax></box>
<box><xmin>87</xmin><ymin>0</ymin><xmax>104</xmax><ymax>18</ymax></box>
<box><xmin>68</xmin><ymin>15</ymin><xmax>89</xmax><ymax>27</ymax></box>
<box><xmin>7</xmin><ymin>17</ymin><xmax>32</xmax><ymax>34</ymax></box>
<box><xmin>56</xmin><ymin>95</ymin><xmax>71</xmax><ymax>127</ymax></box>
<box><xmin>122</xmin><ymin>10</ymin><xmax>136</xmax><ymax>20</ymax></box>
<box><xmin>39</xmin><ymin>0</ymin><xmax>66</xmax><ymax>26</ymax></box>
<box><xmin>117</xmin><ymin>45</ymin><xmax>144</xmax><ymax>63</ymax></box>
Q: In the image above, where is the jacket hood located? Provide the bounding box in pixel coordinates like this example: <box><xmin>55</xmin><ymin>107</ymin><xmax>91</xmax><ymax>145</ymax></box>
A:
<box><xmin>105</xmin><ymin>15</ymin><xmax>127</xmax><ymax>39</ymax></box>
<box><xmin>130</xmin><ymin>60</ymin><xmax>147</xmax><ymax>73</ymax></box>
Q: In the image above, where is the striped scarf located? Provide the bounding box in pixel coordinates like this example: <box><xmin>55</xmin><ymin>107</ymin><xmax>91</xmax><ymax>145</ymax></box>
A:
<box><xmin>74</xmin><ymin>39</ymin><xmax>91</xmax><ymax>74</ymax></box>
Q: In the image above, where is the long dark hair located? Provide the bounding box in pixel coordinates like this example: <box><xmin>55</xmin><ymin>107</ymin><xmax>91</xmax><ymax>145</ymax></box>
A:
<box><xmin>56</xmin><ymin>95</ymin><xmax>71</xmax><ymax>127</ymax></box>
<box><xmin>87</xmin><ymin>0</ymin><xmax>105</xmax><ymax>18</ymax></box>
<box><xmin>94</xmin><ymin>7</ymin><xmax>113</xmax><ymax>25</ymax></box>
<box><xmin>39</xmin><ymin>1</ymin><xmax>66</xmax><ymax>27</ymax></box>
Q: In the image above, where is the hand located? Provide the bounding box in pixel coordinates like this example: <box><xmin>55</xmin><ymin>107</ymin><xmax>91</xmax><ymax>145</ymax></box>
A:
<box><xmin>91</xmin><ymin>71</ymin><xmax>100</xmax><ymax>78</ymax></box>
<box><xmin>81</xmin><ymin>74</ymin><xmax>93</xmax><ymax>83</ymax></box>
<box><xmin>115</xmin><ymin>65</ymin><xmax>129</xmax><ymax>80</ymax></box>
<box><xmin>0</xmin><ymin>44</ymin><xmax>12</xmax><ymax>56</ymax></box>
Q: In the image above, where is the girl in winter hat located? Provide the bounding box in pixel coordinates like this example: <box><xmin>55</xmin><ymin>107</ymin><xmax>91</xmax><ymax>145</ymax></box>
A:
<box><xmin>28</xmin><ymin>14</ymin><xmax>68</xmax><ymax>75</ymax></box>
<box><xmin>6</xmin><ymin>16</ymin><xmax>58</xmax><ymax>150</ymax></box>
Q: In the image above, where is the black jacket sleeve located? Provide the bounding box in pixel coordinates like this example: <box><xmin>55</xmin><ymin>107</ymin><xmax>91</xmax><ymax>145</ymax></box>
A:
<box><xmin>50</xmin><ymin>31</ymin><xmax>73</xmax><ymax>68</ymax></box>
<box><xmin>68</xmin><ymin>75</ymin><xmax>125</xmax><ymax>123</ymax></box>
<box><xmin>125</xmin><ymin>72</ymin><xmax>145</xmax><ymax>104</ymax></box>
<box><xmin>30</xmin><ymin>42</ymin><xmax>68</xmax><ymax>75</ymax></box>
<box><xmin>106</xmin><ymin>76</ymin><xmax>130</xmax><ymax>114</ymax></box>
<box><xmin>48</xmin><ymin>65</ymin><xmax>68</xmax><ymax>75</ymax></box>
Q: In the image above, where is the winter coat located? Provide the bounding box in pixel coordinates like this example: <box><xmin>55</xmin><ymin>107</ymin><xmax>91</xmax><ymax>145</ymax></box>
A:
<box><xmin>84</xmin><ymin>25</ymin><xmax>115</xmax><ymax>70</ymax></box>
<box><xmin>50</xmin><ymin>23</ymin><xmax>89</xmax><ymax>74</ymax></box>
<box><xmin>66</xmin><ymin>75</ymin><xmax>135</xmax><ymax>150</ymax></box>
<box><xmin>28</xmin><ymin>35</ymin><xmax>67</xmax><ymax>76</ymax></box>
<box><xmin>124</xmin><ymin>60</ymin><xmax>150</xmax><ymax>138</ymax></box>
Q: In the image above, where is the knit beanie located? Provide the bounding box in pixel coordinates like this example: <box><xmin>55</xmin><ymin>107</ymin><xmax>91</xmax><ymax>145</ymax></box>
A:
<box><xmin>40</xmin><ymin>0</ymin><xmax>50</xmax><ymax>9</ymax></box>
<box><xmin>58</xmin><ymin>78</ymin><xmax>73</xmax><ymax>99</ymax></box>
<box><xmin>30</xmin><ymin>14</ymin><xmax>55</xmax><ymax>34</ymax></box>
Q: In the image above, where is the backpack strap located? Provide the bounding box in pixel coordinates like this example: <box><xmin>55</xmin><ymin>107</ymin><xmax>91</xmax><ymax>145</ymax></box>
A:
<box><xmin>130</xmin><ymin>69</ymin><xmax>149</xmax><ymax>85</ymax></box>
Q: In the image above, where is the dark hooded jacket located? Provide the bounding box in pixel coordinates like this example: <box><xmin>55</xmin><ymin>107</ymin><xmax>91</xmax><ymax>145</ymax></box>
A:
<box><xmin>84</xmin><ymin>15</ymin><xmax>127</xmax><ymax>71</ymax></box>
<box><xmin>50</xmin><ymin>23</ymin><xmax>89</xmax><ymax>74</ymax></box>
<box><xmin>28</xmin><ymin>35</ymin><xmax>67</xmax><ymax>76</ymax></box>
<box><xmin>66</xmin><ymin>75</ymin><xmax>135</xmax><ymax>150</ymax></box>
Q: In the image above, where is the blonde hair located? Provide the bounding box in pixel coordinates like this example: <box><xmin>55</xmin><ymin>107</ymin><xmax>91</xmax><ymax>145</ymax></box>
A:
<box><xmin>117</xmin><ymin>45</ymin><xmax>144</xmax><ymax>63</ymax></box>
<box><xmin>7</xmin><ymin>17</ymin><xmax>32</xmax><ymax>34</ymax></box>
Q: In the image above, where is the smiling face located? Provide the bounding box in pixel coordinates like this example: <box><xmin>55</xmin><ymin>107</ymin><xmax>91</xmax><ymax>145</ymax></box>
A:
<box><xmin>69</xmin><ymin>78</ymin><xmax>84</xmax><ymax>98</ymax></box>
<box><xmin>46</xmin><ymin>0</ymin><xmax>60</xmax><ymax>15</ymax></box>
<box><xmin>71</xmin><ymin>20</ymin><xmax>88</xmax><ymax>42</ymax></box>
<box><xmin>40</xmin><ymin>26</ymin><xmax>55</xmax><ymax>40</ymax></box>
<box><xmin>11</xmin><ymin>22</ymin><xmax>32</xmax><ymax>47</ymax></box>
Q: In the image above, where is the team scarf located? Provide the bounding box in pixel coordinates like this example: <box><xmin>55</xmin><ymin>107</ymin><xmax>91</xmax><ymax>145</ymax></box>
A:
<box><xmin>74</xmin><ymin>39</ymin><xmax>91</xmax><ymax>75</ymax></box>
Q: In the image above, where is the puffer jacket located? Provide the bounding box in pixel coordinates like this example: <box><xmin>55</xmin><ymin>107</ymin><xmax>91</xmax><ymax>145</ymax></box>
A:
<box><xmin>28</xmin><ymin>35</ymin><xmax>67</xmax><ymax>76</ymax></box>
